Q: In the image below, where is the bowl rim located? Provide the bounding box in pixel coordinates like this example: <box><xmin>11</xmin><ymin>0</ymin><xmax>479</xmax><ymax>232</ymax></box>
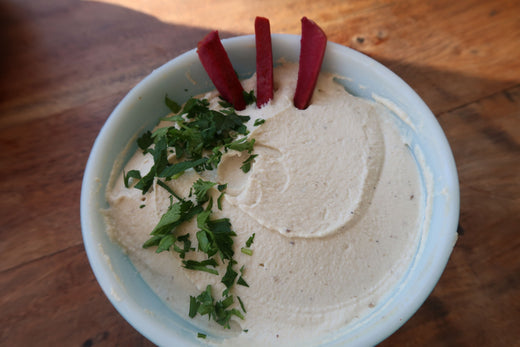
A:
<box><xmin>81</xmin><ymin>33</ymin><xmax>459</xmax><ymax>346</ymax></box>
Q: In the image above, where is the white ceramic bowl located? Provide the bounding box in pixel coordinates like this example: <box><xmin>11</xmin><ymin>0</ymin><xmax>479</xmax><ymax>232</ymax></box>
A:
<box><xmin>81</xmin><ymin>34</ymin><xmax>459</xmax><ymax>346</ymax></box>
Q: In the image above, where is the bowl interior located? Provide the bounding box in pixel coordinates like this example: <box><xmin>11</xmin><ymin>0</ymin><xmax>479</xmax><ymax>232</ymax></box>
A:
<box><xmin>81</xmin><ymin>34</ymin><xmax>459</xmax><ymax>346</ymax></box>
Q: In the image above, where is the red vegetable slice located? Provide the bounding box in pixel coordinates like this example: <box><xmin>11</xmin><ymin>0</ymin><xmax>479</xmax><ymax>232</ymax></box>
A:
<box><xmin>293</xmin><ymin>17</ymin><xmax>328</xmax><ymax>110</ymax></box>
<box><xmin>197</xmin><ymin>30</ymin><xmax>246</xmax><ymax>111</ymax></box>
<box><xmin>255</xmin><ymin>16</ymin><xmax>273</xmax><ymax>108</ymax></box>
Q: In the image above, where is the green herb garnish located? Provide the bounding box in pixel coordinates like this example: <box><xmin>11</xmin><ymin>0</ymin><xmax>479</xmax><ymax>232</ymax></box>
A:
<box><xmin>237</xmin><ymin>265</ymin><xmax>249</xmax><ymax>287</ymax></box>
<box><xmin>253</xmin><ymin>118</ymin><xmax>265</xmax><ymax>126</ymax></box>
<box><xmin>226</xmin><ymin>137</ymin><xmax>255</xmax><ymax>153</ymax></box>
<box><xmin>130</xmin><ymin>95</ymin><xmax>256</xmax><ymax>195</ymax></box>
<box><xmin>173</xmin><ymin>234</ymin><xmax>194</xmax><ymax>259</ymax></box>
<box><xmin>217</xmin><ymin>192</ymin><xmax>225</xmax><ymax>210</ymax></box>
<box><xmin>136</xmin><ymin>131</ymin><xmax>154</xmax><ymax>150</ymax></box>
<box><xmin>142</xmin><ymin>198</ymin><xmax>203</xmax><ymax>252</ymax></box>
<box><xmin>221</xmin><ymin>260</ymin><xmax>238</xmax><ymax>291</ymax></box>
<box><xmin>192</xmin><ymin>179</ymin><xmax>217</xmax><ymax>204</ymax></box>
<box><xmin>237</xmin><ymin>296</ymin><xmax>246</xmax><ymax>313</ymax></box>
<box><xmin>165</xmin><ymin>95</ymin><xmax>181</xmax><ymax>113</ymax></box>
<box><xmin>243</xmin><ymin>90</ymin><xmax>256</xmax><ymax>105</ymax></box>
<box><xmin>182</xmin><ymin>259</ymin><xmax>219</xmax><ymax>275</ymax></box>
<box><xmin>127</xmin><ymin>94</ymin><xmax>258</xmax><ymax>329</ymax></box>
<box><xmin>240</xmin><ymin>154</ymin><xmax>258</xmax><ymax>173</ymax></box>
<box><xmin>189</xmin><ymin>285</ymin><xmax>244</xmax><ymax>329</ymax></box>
<box><xmin>123</xmin><ymin>169</ymin><xmax>141</xmax><ymax>188</ymax></box>
<box><xmin>246</xmin><ymin>233</ymin><xmax>255</xmax><ymax>247</ymax></box>
<box><xmin>156</xmin><ymin>180</ymin><xmax>182</xmax><ymax>201</ymax></box>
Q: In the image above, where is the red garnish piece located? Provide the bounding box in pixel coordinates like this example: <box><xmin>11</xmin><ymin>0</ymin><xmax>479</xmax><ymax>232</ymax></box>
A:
<box><xmin>293</xmin><ymin>17</ymin><xmax>327</xmax><ymax>110</ymax></box>
<box><xmin>197</xmin><ymin>30</ymin><xmax>246</xmax><ymax>111</ymax></box>
<box><xmin>255</xmin><ymin>16</ymin><xmax>274</xmax><ymax>108</ymax></box>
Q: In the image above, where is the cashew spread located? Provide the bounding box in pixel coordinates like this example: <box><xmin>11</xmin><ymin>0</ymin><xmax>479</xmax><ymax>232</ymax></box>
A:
<box><xmin>105</xmin><ymin>63</ymin><xmax>425</xmax><ymax>346</ymax></box>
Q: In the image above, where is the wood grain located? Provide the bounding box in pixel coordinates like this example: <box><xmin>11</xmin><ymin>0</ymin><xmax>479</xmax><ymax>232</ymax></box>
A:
<box><xmin>381</xmin><ymin>85</ymin><xmax>520</xmax><ymax>347</ymax></box>
<box><xmin>0</xmin><ymin>245</ymin><xmax>152</xmax><ymax>346</ymax></box>
<box><xmin>1</xmin><ymin>0</ymin><xmax>519</xmax><ymax>345</ymax></box>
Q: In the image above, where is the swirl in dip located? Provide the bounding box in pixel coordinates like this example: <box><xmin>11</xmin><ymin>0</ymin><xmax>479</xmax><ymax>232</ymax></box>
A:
<box><xmin>104</xmin><ymin>63</ymin><xmax>424</xmax><ymax>345</ymax></box>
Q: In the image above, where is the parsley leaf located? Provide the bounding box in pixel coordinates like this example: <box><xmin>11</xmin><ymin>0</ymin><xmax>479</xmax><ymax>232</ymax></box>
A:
<box><xmin>142</xmin><ymin>198</ymin><xmax>202</xmax><ymax>252</ymax></box>
<box><xmin>207</xmin><ymin>218</ymin><xmax>236</xmax><ymax>261</ymax></box>
<box><xmin>136</xmin><ymin>131</ymin><xmax>154</xmax><ymax>150</ymax></box>
<box><xmin>217</xmin><ymin>192</ymin><xmax>225</xmax><ymax>210</ymax></box>
<box><xmin>221</xmin><ymin>260</ymin><xmax>238</xmax><ymax>290</ymax></box>
<box><xmin>226</xmin><ymin>137</ymin><xmax>255</xmax><ymax>153</ymax></box>
<box><xmin>189</xmin><ymin>285</ymin><xmax>244</xmax><ymax>329</ymax></box>
<box><xmin>193</xmin><ymin>179</ymin><xmax>217</xmax><ymax>204</ymax></box>
<box><xmin>193</xmin><ymin>197</ymin><xmax>236</xmax><ymax>261</ymax></box>
<box><xmin>123</xmin><ymin>170</ymin><xmax>141</xmax><ymax>188</ymax></box>
<box><xmin>189</xmin><ymin>285</ymin><xmax>213</xmax><ymax>317</ymax></box>
<box><xmin>142</xmin><ymin>235</ymin><xmax>162</xmax><ymax>249</ymax></box>
<box><xmin>150</xmin><ymin>200</ymin><xmax>196</xmax><ymax>236</ymax></box>
<box><xmin>216</xmin><ymin>184</ymin><xmax>227</xmax><ymax>210</ymax></box>
<box><xmin>133</xmin><ymin>168</ymin><xmax>156</xmax><ymax>194</ymax></box>
<box><xmin>156</xmin><ymin>234</ymin><xmax>177</xmax><ymax>253</ymax></box>
<box><xmin>240</xmin><ymin>154</ymin><xmax>258</xmax><ymax>173</ymax></box>
<box><xmin>173</xmin><ymin>234</ymin><xmax>194</xmax><ymax>259</ymax></box>
<box><xmin>246</xmin><ymin>233</ymin><xmax>255</xmax><ymax>247</ymax></box>
<box><xmin>156</xmin><ymin>180</ymin><xmax>182</xmax><ymax>201</ymax></box>
<box><xmin>182</xmin><ymin>259</ymin><xmax>219</xmax><ymax>275</ymax></box>
<box><xmin>253</xmin><ymin>118</ymin><xmax>265</xmax><ymax>126</ymax></box>
<box><xmin>151</xmin><ymin>135</ymin><xmax>169</xmax><ymax>175</ymax></box>
<box><xmin>197</xmin><ymin>218</ymin><xmax>236</xmax><ymax>261</ymax></box>
<box><xmin>165</xmin><ymin>95</ymin><xmax>181</xmax><ymax>113</ymax></box>
<box><xmin>243</xmin><ymin>90</ymin><xmax>256</xmax><ymax>105</ymax></box>
<box><xmin>237</xmin><ymin>265</ymin><xmax>249</xmax><ymax>287</ymax></box>
<box><xmin>237</xmin><ymin>276</ymin><xmax>249</xmax><ymax>287</ymax></box>
<box><xmin>159</xmin><ymin>158</ymin><xmax>208</xmax><ymax>180</ymax></box>
<box><xmin>237</xmin><ymin>296</ymin><xmax>246</xmax><ymax>313</ymax></box>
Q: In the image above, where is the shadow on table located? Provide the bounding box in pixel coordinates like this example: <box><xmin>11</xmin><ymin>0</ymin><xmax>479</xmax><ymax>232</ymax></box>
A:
<box><xmin>1</xmin><ymin>0</ymin><xmax>517</xmax><ymax>119</ymax></box>
<box><xmin>0</xmin><ymin>0</ymin><xmax>240</xmax><ymax>119</ymax></box>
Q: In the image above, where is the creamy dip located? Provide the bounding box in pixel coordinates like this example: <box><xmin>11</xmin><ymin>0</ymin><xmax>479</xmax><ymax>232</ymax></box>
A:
<box><xmin>104</xmin><ymin>63</ymin><xmax>424</xmax><ymax>346</ymax></box>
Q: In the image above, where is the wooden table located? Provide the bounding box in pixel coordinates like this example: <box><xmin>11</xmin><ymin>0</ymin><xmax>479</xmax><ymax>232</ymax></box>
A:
<box><xmin>1</xmin><ymin>0</ymin><xmax>519</xmax><ymax>345</ymax></box>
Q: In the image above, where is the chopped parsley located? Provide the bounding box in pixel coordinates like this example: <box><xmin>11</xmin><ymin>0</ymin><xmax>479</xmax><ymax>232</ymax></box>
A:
<box><xmin>189</xmin><ymin>285</ymin><xmax>245</xmax><ymax>329</ymax></box>
<box><xmin>246</xmin><ymin>233</ymin><xmax>255</xmax><ymax>247</ymax></box>
<box><xmin>125</xmin><ymin>93</ymin><xmax>265</xmax><ymax>329</ymax></box>
<box><xmin>165</xmin><ymin>95</ymin><xmax>181</xmax><ymax>113</ymax></box>
<box><xmin>192</xmin><ymin>179</ymin><xmax>217</xmax><ymax>204</ymax></box>
<box><xmin>221</xmin><ymin>260</ymin><xmax>239</xmax><ymax>292</ymax></box>
<box><xmin>243</xmin><ymin>90</ymin><xmax>256</xmax><ymax>105</ymax></box>
<box><xmin>182</xmin><ymin>259</ymin><xmax>219</xmax><ymax>275</ymax></box>
<box><xmin>156</xmin><ymin>180</ymin><xmax>182</xmax><ymax>201</ymax></box>
<box><xmin>173</xmin><ymin>234</ymin><xmax>193</xmax><ymax>259</ymax></box>
<box><xmin>136</xmin><ymin>130</ymin><xmax>154</xmax><ymax>150</ymax></box>
<box><xmin>253</xmin><ymin>118</ymin><xmax>265</xmax><ymax>126</ymax></box>
<box><xmin>240</xmin><ymin>154</ymin><xmax>258</xmax><ymax>173</ymax></box>
<box><xmin>226</xmin><ymin>137</ymin><xmax>255</xmax><ymax>153</ymax></box>
<box><xmin>123</xmin><ymin>169</ymin><xmax>141</xmax><ymax>188</ymax></box>
<box><xmin>237</xmin><ymin>265</ymin><xmax>249</xmax><ymax>287</ymax></box>
<box><xmin>237</xmin><ymin>296</ymin><xmax>246</xmax><ymax>313</ymax></box>
<box><xmin>217</xmin><ymin>183</ymin><xmax>227</xmax><ymax>210</ymax></box>
<box><xmin>131</xmin><ymin>95</ymin><xmax>257</xmax><ymax>195</ymax></box>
